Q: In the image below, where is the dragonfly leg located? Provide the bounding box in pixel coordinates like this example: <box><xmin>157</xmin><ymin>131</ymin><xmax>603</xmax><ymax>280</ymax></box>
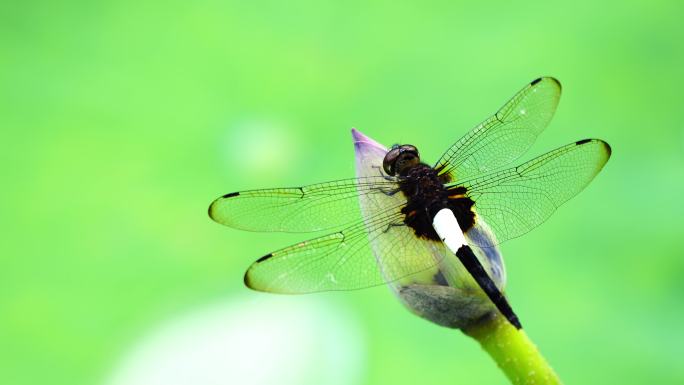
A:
<box><xmin>381</xmin><ymin>188</ymin><xmax>401</xmax><ymax>196</ymax></box>
<box><xmin>383</xmin><ymin>221</ymin><xmax>405</xmax><ymax>233</ymax></box>
<box><xmin>371</xmin><ymin>165</ymin><xmax>395</xmax><ymax>181</ymax></box>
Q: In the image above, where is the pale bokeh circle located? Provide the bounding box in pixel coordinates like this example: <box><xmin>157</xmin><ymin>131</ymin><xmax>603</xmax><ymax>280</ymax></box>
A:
<box><xmin>104</xmin><ymin>297</ymin><xmax>365</xmax><ymax>385</ymax></box>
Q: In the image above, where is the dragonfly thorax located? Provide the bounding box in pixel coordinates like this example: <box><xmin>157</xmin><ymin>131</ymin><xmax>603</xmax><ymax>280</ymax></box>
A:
<box><xmin>399</xmin><ymin>163</ymin><xmax>476</xmax><ymax>242</ymax></box>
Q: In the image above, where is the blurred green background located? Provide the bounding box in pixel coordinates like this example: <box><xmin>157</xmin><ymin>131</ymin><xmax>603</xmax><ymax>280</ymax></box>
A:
<box><xmin>2</xmin><ymin>1</ymin><xmax>683</xmax><ymax>384</ymax></box>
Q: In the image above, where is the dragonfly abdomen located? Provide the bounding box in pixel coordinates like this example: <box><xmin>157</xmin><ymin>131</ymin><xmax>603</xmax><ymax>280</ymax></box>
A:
<box><xmin>432</xmin><ymin>208</ymin><xmax>521</xmax><ymax>329</ymax></box>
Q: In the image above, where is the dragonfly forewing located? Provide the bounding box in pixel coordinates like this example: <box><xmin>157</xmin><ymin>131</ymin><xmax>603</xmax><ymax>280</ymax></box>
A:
<box><xmin>435</xmin><ymin>77</ymin><xmax>562</xmax><ymax>181</ymax></box>
<box><xmin>209</xmin><ymin>176</ymin><xmax>398</xmax><ymax>233</ymax></box>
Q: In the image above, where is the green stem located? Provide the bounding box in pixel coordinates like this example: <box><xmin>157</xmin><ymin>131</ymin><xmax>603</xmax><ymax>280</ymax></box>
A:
<box><xmin>463</xmin><ymin>314</ymin><xmax>562</xmax><ymax>385</ymax></box>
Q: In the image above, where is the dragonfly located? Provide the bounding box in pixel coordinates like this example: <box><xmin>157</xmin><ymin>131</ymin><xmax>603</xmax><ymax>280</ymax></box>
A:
<box><xmin>209</xmin><ymin>77</ymin><xmax>611</xmax><ymax>329</ymax></box>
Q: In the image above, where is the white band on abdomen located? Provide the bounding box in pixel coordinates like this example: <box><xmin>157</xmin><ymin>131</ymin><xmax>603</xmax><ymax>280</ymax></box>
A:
<box><xmin>432</xmin><ymin>208</ymin><xmax>468</xmax><ymax>254</ymax></box>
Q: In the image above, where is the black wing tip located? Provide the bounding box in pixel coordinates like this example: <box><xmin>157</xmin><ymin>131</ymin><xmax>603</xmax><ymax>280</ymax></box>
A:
<box><xmin>243</xmin><ymin>254</ymin><xmax>273</xmax><ymax>288</ymax></box>
<box><xmin>530</xmin><ymin>76</ymin><xmax>561</xmax><ymax>89</ymax></box>
<box><xmin>255</xmin><ymin>253</ymin><xmax>273</xmax><ymax>263</ymax></box>
<box><xmin>575</xmin><ymin>138</ymin><xmax>612</xmax><ymax>156</ymax></box>
<box><xmin>208</xmin><ymin>192</ymin><xmax>240</xmax><ymax>221</ymax></box>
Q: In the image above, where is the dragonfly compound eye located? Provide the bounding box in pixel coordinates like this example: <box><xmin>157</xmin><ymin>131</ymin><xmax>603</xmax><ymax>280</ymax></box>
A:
<box><xmin>383</xmin><ymin>145</ymin><xmax>420</xmax><ymax>176</ymax></box>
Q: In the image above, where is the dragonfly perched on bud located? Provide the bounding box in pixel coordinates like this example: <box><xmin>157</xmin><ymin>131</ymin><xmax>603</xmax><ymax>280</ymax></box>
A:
<box><xmin>209</xmin><ymin>78</ymin><xmax>611</xmax><ymax>329</ymax></box>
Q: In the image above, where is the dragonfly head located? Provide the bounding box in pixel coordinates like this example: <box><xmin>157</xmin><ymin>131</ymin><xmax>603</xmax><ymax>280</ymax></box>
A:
<box><xmin>383</xmin><ymin>144</ymin><xmax>420</xmax><ymax>176</ymax></box>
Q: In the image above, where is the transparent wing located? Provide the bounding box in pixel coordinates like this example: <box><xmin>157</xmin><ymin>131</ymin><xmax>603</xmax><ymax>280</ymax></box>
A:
<box><xmin>244</xmin><ymin>201</ymin><xmax>448</xmax><ymax>293</ymax></box>
<box><xmin>435</xmin><ymin>77</ymin><xmax>562</xmax><ymax>181</ymax></box>
<box><xmin>233</xmin><ymin>129</ymin><xmax>450</xmax><ymax>293</ymax></box>
<box><xmin>455</xmin><ymin>139</ymin><xmax>611</xmax><ymax>247</ymax></box>
<box><xmin>209</xmin><ymin>176</ymin><xmax>399</xmax><ymax>233</ymax></box>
